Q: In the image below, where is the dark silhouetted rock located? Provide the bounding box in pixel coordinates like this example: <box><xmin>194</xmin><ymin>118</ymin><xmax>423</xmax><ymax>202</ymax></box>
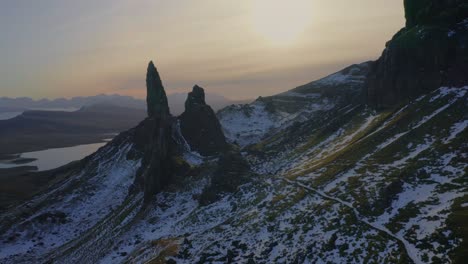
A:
<box><xmin>179</xmin><ymin>85</ymin><xmax>228</xmax><ymax>156</ymax></box>
<box><xmin>199</xmin><ymin>150</ymin><xmax>251</xmax><ymax>205</ymax></box>
<box><xmin>130</xmin><ymin>60</ymin><xmax>189</xmax><ymax>202</ymax></box>
<box><xmin>404</xmin><ymin>0</ymin><xmax>468</xmax><ymax>28</ymax></box>
<box><xmin>132</xmin><ymin>117</ymin><xmax>175</xmax><ymax>202</ymax></box>
<box><xmin>146</xmin><ymin>61</ymin><xmax>170</xmax><ymax>118</ymax></box>
<box><xmin>367</xmin><ymin>0</ymin><xmax>468</xmax><ymax>108</ymax></box>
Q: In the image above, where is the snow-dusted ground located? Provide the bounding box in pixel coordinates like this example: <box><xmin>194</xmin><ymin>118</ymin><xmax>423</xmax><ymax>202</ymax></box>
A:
<box><xmin>217</xmin><ymin>64</ymin><xmax>369</xmax><ymax>147</ymax></box>
<box><xmin>0</xmin><ymin>140</ymin><xmax>141</xmax><ymax>263</ymax></box>
<box><xmin>218</xmin><ymin>98</ymin><xmax>337</xmax><ymax>147</ymax></box>
<box><xmin>0</xmin><ymin>85</ymin><xmax>466</xmax><ymax>263</ymax></box>
<box><xmin>218</xmin><ymin>102</ymin><xmax>279</xmax><ymax>146</ymax></box>
<box><xmin>278</xmin><ymin>86</ymin><xmax>467</xmax><ymax>263</ymax></box>
<box><xmin>312</xmin><ymin>66</ymin><xmax>366</xmax><ymax>86</ymax></box>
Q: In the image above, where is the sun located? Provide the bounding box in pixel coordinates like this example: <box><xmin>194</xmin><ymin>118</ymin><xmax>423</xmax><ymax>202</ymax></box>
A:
<box><xmin>250</xmin><ymin>0</ymin><xmax>313</xmax><ymax>46</ymax></box>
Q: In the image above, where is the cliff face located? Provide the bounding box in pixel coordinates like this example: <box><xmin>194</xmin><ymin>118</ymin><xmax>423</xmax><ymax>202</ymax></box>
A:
<box><xmin>404</xmin><ymin>0</ymin><xmax>468</xmax><ymax>27</ymax></box>
<box><xmin>179</xmin><ymin>85</ymin><xmax>228</xmax><ymax>156</ymax></box>
<box><xmin>367</xmin><ymin>0</ymin><xmax>468</xmax><ymax>108</ymax></box>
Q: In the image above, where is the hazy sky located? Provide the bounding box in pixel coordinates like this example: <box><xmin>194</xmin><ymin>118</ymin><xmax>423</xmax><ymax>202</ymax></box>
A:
<box><xmin>0</xmin><ymin>0</ymin><xmax>404</xmax><ymax>100</ymax></box>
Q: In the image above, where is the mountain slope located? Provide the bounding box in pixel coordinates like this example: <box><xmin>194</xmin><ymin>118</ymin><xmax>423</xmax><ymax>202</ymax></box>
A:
<box><xmin>218</xmin><ymin>62</ymin><xmax>370</xmax><ymax>147</ymax></box>
<box><xmin>0</xmin><ymin>69</ymin><xmax>466</xmax><ymax>264</ymax></box>
<box><xmin>1</xmin><ymin>1</ymin><xmax>467</xmax><ymax>263</ymax></box>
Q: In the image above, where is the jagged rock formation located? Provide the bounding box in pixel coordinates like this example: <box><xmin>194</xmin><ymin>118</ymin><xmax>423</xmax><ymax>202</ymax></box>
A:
<box><xmin>132</xmin><ymin>61</ymin><xmax>189</xmax><ymax>202</ymax></box>
<box><xmin>179</xmin><ymin>85</ymin><xmax>228</xmax><ymax>156</ymax></box>
<box><xmin>146</xmin><ymin>61</ymin><xmax>170</xmax><ymax>118</ymax></box>
<box><xmin>135</xmin><ymin>65</ymin><xmax>231</xmax><ymax>201</ymax></box>
<box><xmin>367</xmin><ymin>0</ymin><xmax>468</xmax><ymax>108</ymax></box>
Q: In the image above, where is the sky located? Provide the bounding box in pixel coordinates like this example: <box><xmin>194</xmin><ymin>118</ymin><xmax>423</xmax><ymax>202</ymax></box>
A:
<box><xmin>0</xmin><ymin>0</ymin><xmax>404</xmax><ymax>100</ymax></box>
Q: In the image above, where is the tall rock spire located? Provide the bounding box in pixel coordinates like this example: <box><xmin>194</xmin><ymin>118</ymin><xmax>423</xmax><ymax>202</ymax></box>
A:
<box><xmin>134</xmin><ymin>60</ymin><xmax>178</xmax><ymax>203</ymax></box>
<box><xmin>146</xmin><ymin>61</ymin><xmax>170</xmax><ymax>118</ymax></box>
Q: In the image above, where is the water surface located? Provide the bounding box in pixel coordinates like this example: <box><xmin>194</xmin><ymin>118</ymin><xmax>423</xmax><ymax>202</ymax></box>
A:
<box><xmin>0</xmin><ymin>142</ymin><xmax>108</xmax><ymax>171</ymax></box>
<box><xmin>0</xmin><ymin>112</ymin><xmax>22</xmax><ymax>120</ymax></box>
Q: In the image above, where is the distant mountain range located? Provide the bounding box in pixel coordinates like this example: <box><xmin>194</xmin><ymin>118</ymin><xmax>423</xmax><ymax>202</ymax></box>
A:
<box><xmin>0</xmin><ymin>93</ymin><xmax>252</xmax><ymax>115</ymax></box>
<box><xmin>0</xmin><ymin>92</ymin><xmax>252</xmax><ymax>156</ymax></box>
<box><xmin>0</xmin><ymin>104</ymin><xmax>147</xmax><ymax>156</ymax></box>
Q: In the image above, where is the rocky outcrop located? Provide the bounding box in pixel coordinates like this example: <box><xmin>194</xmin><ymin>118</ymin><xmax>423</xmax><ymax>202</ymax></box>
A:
<box><xmin>134</xmin><ymin>67</ymin><xmax>231</xmax><ymax>202</ymax></box>
<box><xmin>132</xmin><ymin>61</ymin><xmax>189</xmax><ymax>202</ymax></box>
<box><xmin>132</xmin><ymin>118</ymin><xmax>175</xmax><ymax>202</ymax></box>
<box><xmin>404</xmin><ymin>0</ymin><xmax>468</xmax><ymax>27</ymax></box>
<box><xmin>199</xmin><ymin>150</ymin><xmax>251</xmax><ymax>205</ymax></box>
<box><xmin>179</xmin><ymin>85</ymin><xmax>228</xmax><ymax>156</ymax></box>
<box><xmin>367</xmin><ymin>0</ymin><xmax>468</xmax><ymax>108</ymax></box>
<box><xmin>146</xmin><ymin>61</ymin><xmax>170</xmax><ymax>118</ymax></box>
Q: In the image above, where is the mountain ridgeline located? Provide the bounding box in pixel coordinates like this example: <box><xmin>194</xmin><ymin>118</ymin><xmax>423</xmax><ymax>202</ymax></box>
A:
<box><xmin>0</xmin><ymin>1</ymin><xmax>467</xmax><ymax>263</ymax></box>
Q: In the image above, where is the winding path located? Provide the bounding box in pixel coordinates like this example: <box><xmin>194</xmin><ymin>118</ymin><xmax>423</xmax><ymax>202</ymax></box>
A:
<box><xmin>282</xmin><ymin>178</ymin><xmax>423</xmax><ymax>264</ymax></box>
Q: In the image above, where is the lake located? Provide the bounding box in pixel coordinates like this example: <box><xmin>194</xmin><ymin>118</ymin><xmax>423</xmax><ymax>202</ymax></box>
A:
<box><xmin>0</xmin><ymin>141</ymin><xmax>109</xmax><ymax>171</ymax></box>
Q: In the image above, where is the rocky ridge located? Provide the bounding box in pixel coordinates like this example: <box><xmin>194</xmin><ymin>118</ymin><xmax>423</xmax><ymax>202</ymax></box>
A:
<box><xmin>366</xmin><ymin>0</ymin><xmax>468</xmax><ymax>108</ymax></box>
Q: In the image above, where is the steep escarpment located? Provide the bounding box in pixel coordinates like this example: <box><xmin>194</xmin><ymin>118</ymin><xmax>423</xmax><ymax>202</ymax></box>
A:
<box><xmin>367</xmin><ymin>0</ymin><xmax>468</xmax><ymax>108</ymax></box>
<box><xmin>179</xmin><ymin>85</ymin><xmax>228</xmax><ymax>156</ymax></box>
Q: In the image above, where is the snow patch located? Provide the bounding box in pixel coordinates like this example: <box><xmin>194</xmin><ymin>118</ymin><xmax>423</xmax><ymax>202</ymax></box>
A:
<box><xmin>443</xmin><ymin>120</ymin><xmax>468</xmax><ymax>144</ymax></box>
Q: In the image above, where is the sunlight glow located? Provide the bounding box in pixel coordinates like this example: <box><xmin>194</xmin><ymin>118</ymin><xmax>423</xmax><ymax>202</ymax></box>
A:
<box><xmin>250</xmin><ymin>0</ymin><xmax>314</xmax><ymax>46</ymax></box>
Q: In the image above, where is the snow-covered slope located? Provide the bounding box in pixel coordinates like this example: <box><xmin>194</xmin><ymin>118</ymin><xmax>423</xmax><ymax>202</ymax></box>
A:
<box><xmin>218</xmin><ymin>62</ymin><xmax>370</xmax><ymax>147</ymax></box>
<box><xmin>0</xmin><ymin>86</ymin><xmax>466</xmax><ymax>263</ymax></box>
<box><xmin>0</xmin><ymin>129</ymin><xmax>143</xmax><ymax>263</ymax></box>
